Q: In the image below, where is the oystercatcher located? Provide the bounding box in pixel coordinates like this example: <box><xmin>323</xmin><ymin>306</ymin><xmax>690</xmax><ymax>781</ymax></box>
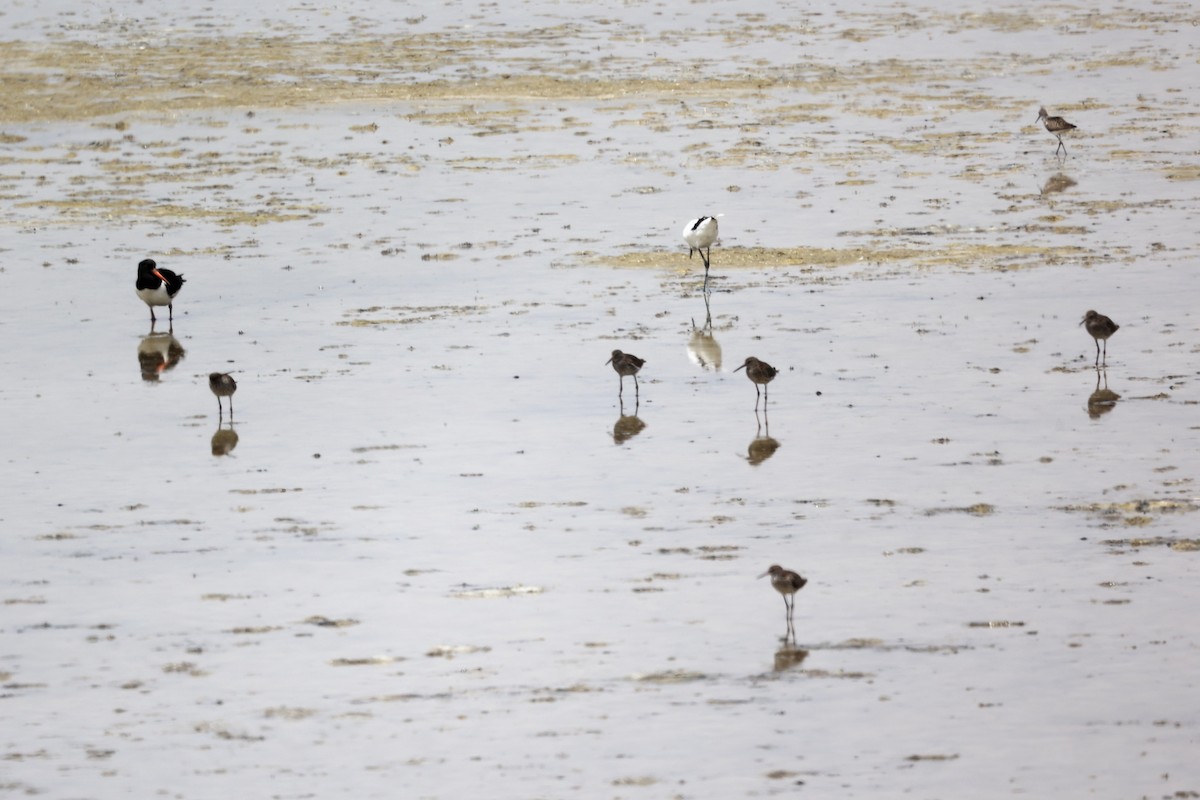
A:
<box><xmin>135</xmin><ymin>258</ymin><xmax>186</xmax><ymax>324</ymax></box>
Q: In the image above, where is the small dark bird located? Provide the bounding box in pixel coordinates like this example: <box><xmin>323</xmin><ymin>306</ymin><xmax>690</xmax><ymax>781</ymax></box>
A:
<box><xmin>682</xmin><ymin>215</ymin><xmax>720</xmax><ymax>293</ymax></box>
<box><xmin>605</xmin><ymin>349</ymin><xmax>646</xmax><ymax>400</ymax></box>
<box><xmin>733</xmin><ymin>356</ymin><xmax>778</xmax><ymax>410</ymax></box>
<box><xmin>209</xmin><ymin>372</ymin><xmax>237</xmax><ymax>417</ymax></box>
<box><xmin>135</xmin><ymin>258</ymin><xmax>186</xmax><ymax>324</ymax></box>
<box><xmin>759</xmin><ymin>564</ymin><xmax>807</xmax><ymax>634</ymax></box>
<box><xmin>1080</xmin><ymin>310</ymin><xmax>1119</xmax><ymax>366</ymax></box>
<box><xmin>1037</xmin><ymin>107</ymin><xmax>1077</xmax><ymax>156</ymax></box>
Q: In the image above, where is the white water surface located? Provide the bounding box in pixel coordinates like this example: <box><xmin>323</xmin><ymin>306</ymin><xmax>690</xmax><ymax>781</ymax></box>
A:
<box><xmin>2</xmin><ymin>0</ymin><xmax>1199</xmax><ymax>797</ymax></box>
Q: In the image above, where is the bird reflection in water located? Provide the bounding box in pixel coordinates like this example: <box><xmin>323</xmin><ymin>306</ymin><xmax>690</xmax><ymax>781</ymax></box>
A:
<box><xmin>1086</xmin><ymin>368</ymin><xmax>1120</xmax><ymax>419</ymax></box>
<box><xmin>744</xmin><ymin>409</ymin><xmax>781</xmax><ymax>466</ymax></box>
<box><xmin>1040</xmin><ymin>173</ymin><xmax>1076</xmax><ymax>196</ymax></box>
<box><xmin>612</xmin><ymin>401</ymin><xmax>646</xmax><ymax>445</ymax></box>
<box><xmin>137</xmin><ymin>325</ymin><xmax>185</xmax><ymax>382</ymax></box>
<box><xmin>211</xmin><ymin>422</ymin><xmax>239</xmax><ymax>457</ymax></box>
<box><xmin>687</xmin><ymin>293</ymin><xmax>723</xmax><ymax>372</ymax></box>
<box><xmin>773</xmin><ymin>644</ymin><xmax>809</xmax><ymax>672</ymax></box>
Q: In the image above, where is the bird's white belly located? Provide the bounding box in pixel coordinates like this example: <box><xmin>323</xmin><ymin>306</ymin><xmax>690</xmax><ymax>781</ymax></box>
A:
<box><xmin>137</xmin><ymin>285</ymin><xmax>172</xmax><ymax>307</ymax></box>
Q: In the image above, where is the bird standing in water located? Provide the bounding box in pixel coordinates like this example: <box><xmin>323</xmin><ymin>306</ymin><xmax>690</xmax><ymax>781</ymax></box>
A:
<box><xmin>1080</xmin><ymin>310</ymin><xmax>1119</xmax><ymax>366</ymax></box>
<box><xmin>605</xmin><ymin>350</ymin><xmax>646</xmax><ymax>400</ymax></box>
<box><xmin>1036</xmin><ymin>107</ymin><xmax>1077</xmax><ymax>156</ymax></box>
<box><xmin>135</xmin><ymin>258</ymin><xmax>186</xmax><ymax>324</ymax></box>
<box><xmin>209</xmin><ymin>372</ymin><xmax>237</xmax><ymax>418</ymax></box>
<box><xmin>759</xmin><ymin>564</ymin><xmax>807</xmax><ymax>636</ymax></box>
<box><xmin>734</xmin><ymin>356</ymin><xmax>778</xmax><ymax>410</ymax></box>
<box><xmin>682</xmin><ymin>215</ymin><xmax>720</xmax><ymax>293</ymax></box>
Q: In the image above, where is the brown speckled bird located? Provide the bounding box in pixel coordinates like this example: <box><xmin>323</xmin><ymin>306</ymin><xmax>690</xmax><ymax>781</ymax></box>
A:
<box><xmin>605</xmin><ymin>350</ymin><xmax>646</xmax><ymax>400</ymax></box>
<box><xmin>1080</xmin><ymin>310</ymin><xmax>1119</xmax><ymax>366</ymax></box>
<box><xmin>759</xmin><ymin>564</ymin><xmax>807</xmax><ymax>634</ymax></box>
<box><xmin>734</xmin><ymin>356</ymin><xmax>778</xmax><ymax>410</ymax></box>
<box><xmin>209</xmin><ymin>372</ymin><xmax>237</xmax><ymax>417</ymax></box>
<box><xmin>1037</xmin><ymin>107</ymin><xmax>1077</xmax><ymax>156</ymax></box>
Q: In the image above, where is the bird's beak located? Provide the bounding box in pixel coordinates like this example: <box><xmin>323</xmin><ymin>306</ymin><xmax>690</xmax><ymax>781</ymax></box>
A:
<box><xmin>757</xmin><ymin>571</ymin><xmax>769</xmax><ymax>579</ymax></box>
<box><xmin>152</xmin><ymin>269</ymin><xmax>168</xmax><ymax>283</ymax></box>
<box><xmin>604</xmin><ymin>357</ymin><xmax>613</xmax><ymax>365</ymax></box>
<box><xmin>734</xmin><ymin>364</ymin><xmax>746</xmax><ymax>372</ymax></box>
<box><xmin>1078</xmin><ymin>318</ymin><xmax>1086</xmax><ymax>326</ymax></box>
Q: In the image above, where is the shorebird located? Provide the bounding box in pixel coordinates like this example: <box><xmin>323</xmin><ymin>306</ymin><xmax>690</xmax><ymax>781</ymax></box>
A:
<box><xmin>734</xmin><ymin>356</ymin><xmax>777</xmax><ymax>410</ymax></box>
<box><xmin>759</xmin><ymin>564</ymin><xmax>807</xmax><ymax>634</ymax></box>
<box><xmin>1037</xmin><ymin>107</ymin><xmax>1077</xmax><ymax>156</ymax></box>
<box><xmin>682</xmin><ymin>215</ymin><xmax>720</xmax><ymax>293</ymax></box>
<box><xmin>1080</xmin><ymin>310</ymin><xmax>1119</xmax><ymax>366</ymax></box>
<box><xmin>605</xmin><ymin>350</ymin><xmax>646</xmax><ymax>400</ymax></box>
<box><xmin>209</xmin><ymin>372</ymin><xmax>237</xmax><ymax>417</ymax></box>
<box><xmin>135</xmin><ymin>258</ymin><xmax>186</xmax><ymax>324</ymax></box>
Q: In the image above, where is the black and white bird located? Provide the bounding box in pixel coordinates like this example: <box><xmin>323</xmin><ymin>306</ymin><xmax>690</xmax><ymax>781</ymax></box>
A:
<box><xmin>682</xmin><ymin>215</ymin><xmax>720</xmax><ymax>293</ymax></box>
<box><xmin>135</xmin><ymin>258</ymin><xmax>186</xmax><ymax>324</ymax></box>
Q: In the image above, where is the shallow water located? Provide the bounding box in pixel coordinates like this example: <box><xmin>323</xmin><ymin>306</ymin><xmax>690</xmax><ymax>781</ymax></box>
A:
<box><xmin>2</xmin><ymin>0</ymin><xmax>1200</xmax><ymax>797</ymax></box>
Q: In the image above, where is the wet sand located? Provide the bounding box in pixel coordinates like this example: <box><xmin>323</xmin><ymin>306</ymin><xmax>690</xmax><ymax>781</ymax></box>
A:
<box><xmin>2</xmin><ymin>0</ymin><xmax>1200</xmax><ymax>796</ymax></box>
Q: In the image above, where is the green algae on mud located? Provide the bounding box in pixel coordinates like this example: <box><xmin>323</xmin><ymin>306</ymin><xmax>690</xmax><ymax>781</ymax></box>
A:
<box><xmin>337</xmin><ymin>305</ymin><xmax>488</xmax><ymax>326</ymax></box>
<box><xmin>0</xmin><ymin>35</ymin><xmax>1171</xmax><ymax>127</ymax></box>
<box><xmin>1112</xmin><ymin>538</ymin><xmax>1200</xmax><ymax>551</ymax></box>
<box><xmin>13</xmin><ymin>197</ymin><xmax>322</xmax><ymax>226</ymax></box>
<box><xmin>593</xmin><ymin>243</ymin><xmax>1090</xmax><ymax>272</ymax></box>
<box><xmin>0</xmin><ymin>36</ymin><xmax>822</xmax><ymax>124</ymax></box>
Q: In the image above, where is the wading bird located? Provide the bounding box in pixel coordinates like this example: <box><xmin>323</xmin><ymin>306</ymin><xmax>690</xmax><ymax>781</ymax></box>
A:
<box><xmin>209</xmin><ymin>372</ymin><xmax>238</xmax><ymax>417</ymax></box>
<box><xmin>605</xmin><ymin>350</ymin><xmax>646</xmax><ymax>400</ymax></box>
<box><xmin>759</xmin><ymin>564</ymin><xmax>807</xmax><ymax>635</ymax></box>
<box><xmin>1037</xmin><ymin>107</ymin><xmax>1077</xmax><ymax>156</ymax></box>
<box><xmin>1080</xmin><ymin>310</ymin><xmax>1119</xmax><ymax>366</ymax></box>
<box><xmin>682</xmin><ymin>215</ymin><xmax>720</xmax><ymax>292</ymax></box>
<box><xmin>734</xmin><ymin>356</ymin><xmax>777</xmax><ymax>410</ymax></box>
<box><xmin>135</xmin><ymin>258</ymin><xmax>186</xmax><ymax>324</ymax></box>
